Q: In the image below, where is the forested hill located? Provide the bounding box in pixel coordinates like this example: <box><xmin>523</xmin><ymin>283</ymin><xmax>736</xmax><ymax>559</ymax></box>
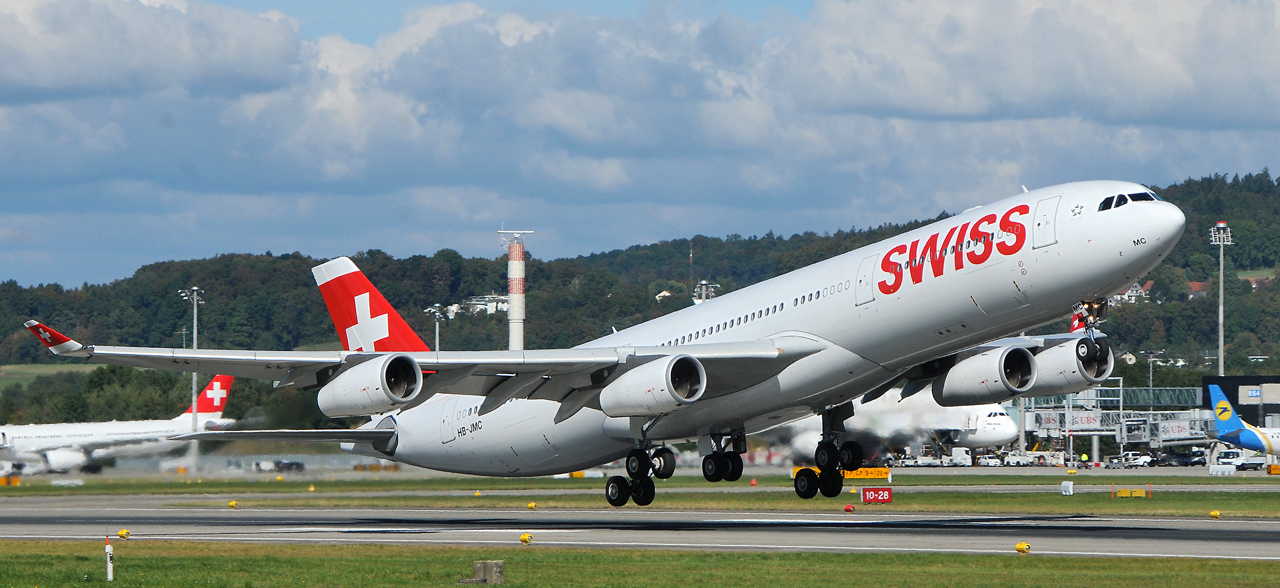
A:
<box><xmin>0</xmin><ymin>170</ymin><xmax>1278</xmax><ymax>368</ymax></box>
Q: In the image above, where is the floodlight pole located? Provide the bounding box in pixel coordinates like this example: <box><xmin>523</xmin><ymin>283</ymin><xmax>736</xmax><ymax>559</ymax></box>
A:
<box><xmin>178</xmin><ymin>287</ymin><xmax>204</xmax><ymax>473</ymax></box>
<box><xmin>1210</xmin><ymin>221</ymin><xmax>1233</xmax><ymax>377</ymax></box>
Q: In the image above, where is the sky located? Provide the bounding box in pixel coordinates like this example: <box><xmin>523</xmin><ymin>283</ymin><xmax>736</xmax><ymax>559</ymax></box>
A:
<box><xmin>2</xmin><ymin>0</ymin><xmax>1279</xmax><ymax>286</ymax></box>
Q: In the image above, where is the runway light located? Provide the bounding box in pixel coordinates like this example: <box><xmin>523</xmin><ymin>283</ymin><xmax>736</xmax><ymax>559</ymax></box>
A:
<box><xmin>844</xmin><ymin>504</ymin><xmax>855</xmax><ymax>513</ymax></box>
<box><xmin>117</xmin><ymin>529</ymin><xmax>130</xmax><ymax>540</ymax></box>
<box><xmin>228</xmin><ymin>500</ymin><xmax>239</xmax><ymax>509</ymax></box>
<box><xmin>527</xmin><ymin>502</ymin><xmax>537</xmax><ymax>511</ymax></box>
<box><xmin>1015</xmin><ymin>541</ymin><xmax>1031</xmax><ymax>554</ymax></box>
<box><xmin>750</xmin><ymin>479</ymin><xmax>757</xmax><ymax>487</ymax></box>
<box><xmin>519</xmin><ymin>533</ymin><xmax>533</xmax><ymax>545</ymax></box>
<box><xmin>474</xmin><ymin>491</ymin><xmax>482</xmax><ymax>497</ymax></box>
<box><xmin>1210</xmin><ymin>510</ymin><xmax>1222</xmax><ymax>519</ymax></box>
<box><xmin>275</xmin><ymin>476</ymin><xmax>284</xmax><ymax>482</ymax></box>
<box><xmin>308</xmin><ymin>484</ymin><xmax>315</xmax><ymax>492</ymax></box>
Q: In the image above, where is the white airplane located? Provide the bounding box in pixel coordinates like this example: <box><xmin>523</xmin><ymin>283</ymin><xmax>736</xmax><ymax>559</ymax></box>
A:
<box><xmin>784</xmin><ymin>387</ymin><xmax>1018</xmax><ymax>463</ymax></box>
<box><xmin>26</xmin><ymin>181</ymin><xmax>1183</xmax><ymax>505</ymax></box>
<box><xmin>1209</xmin><ymin>385</ymin><xmax>1279</xmax><ymax>456</ymax></box>
<box><xmin>0</xmin><ymin>375</ymin><xmax>235</xmax><ymax>475</ymax></box>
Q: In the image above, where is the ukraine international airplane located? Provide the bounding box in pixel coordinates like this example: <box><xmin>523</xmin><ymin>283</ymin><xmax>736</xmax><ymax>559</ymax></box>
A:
<box><xmin>784</xmin><ymin>387</ymin><xmax>1018</xmax><ymax>463</ymax></box>
<box><xmin>1208</xmin><ymin>385</ymin><xmax>1279</xmax><ymax>456</ymax></box>
<box><xmin>26</xmin><ymin>181</ymin><xmax>1183</xmax><ymax>505</ymax></box>
<box><xmin>0</xmin><ymin>375</ymin><xmax>234</xmax><ymax>474</ymax></box>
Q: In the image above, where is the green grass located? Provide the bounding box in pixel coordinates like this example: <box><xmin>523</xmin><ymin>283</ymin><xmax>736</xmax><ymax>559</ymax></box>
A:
<box><xmin>0</xmin><ymin>363</ymin><xmax>98</xmax><ymax>390</ymax></box>
<box><xmin>2</xmin><ymin>472</ymin><xmax>1276</xmax><ymax>497</ymax></box>
<box><xmin>185</xmin><ymin>490</ymin><xmax>1280</xmax><ymax>518</ymax></box>
<box><xmin>1238</xmin><ymin>269</ymin><xmax>1276</xmax><ymax>280</ymax></box>
<box><xmin>2</xmin><ymin>541</ymin><xmax>1278</xmax><ymax>587</ymax></box>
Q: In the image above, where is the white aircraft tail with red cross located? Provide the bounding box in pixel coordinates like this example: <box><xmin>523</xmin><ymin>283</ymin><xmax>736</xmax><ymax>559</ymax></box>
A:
<box><xmin>174</xmin><ymin>374</ymin><xmax>235</xmax><ymax>420</ymax></box>
<box><xmin>311</xmin><ymin>257</ymin><xmax>431</xmax><ymax>352</ymax></box>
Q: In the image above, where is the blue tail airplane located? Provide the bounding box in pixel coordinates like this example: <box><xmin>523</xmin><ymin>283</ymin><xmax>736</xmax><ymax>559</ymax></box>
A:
<box><xmin>1208</xmin><ymin>385</ymin><xmax>1278</xmax><ymax>455</ymax></box>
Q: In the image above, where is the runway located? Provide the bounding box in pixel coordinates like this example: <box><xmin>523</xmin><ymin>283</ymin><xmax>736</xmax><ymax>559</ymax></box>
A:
<box><xmin>2</xmin><ymin>494</ymin><xmax>1278</xmax><ymax>560</ymax></box>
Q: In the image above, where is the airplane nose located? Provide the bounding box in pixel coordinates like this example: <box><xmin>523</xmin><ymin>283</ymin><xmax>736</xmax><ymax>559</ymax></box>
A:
<box><xmin>1154</xmin><ymin>201</ymin><xmax>1186</xmax><ymax>247</ymax></box>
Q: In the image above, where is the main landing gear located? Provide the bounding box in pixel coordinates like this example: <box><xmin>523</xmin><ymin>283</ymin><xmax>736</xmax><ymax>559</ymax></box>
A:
<box><xmin>605</xmin><ymin>446</ymin><xmax>677</xmax><ymax>507</ymax></box>
<box><xmin>795</xmin><ymin>404</ymin><xmax>864</xmax><ymax>500</ymax></box>
<box><xmin>700</xmin><ymin>431</ymin><xmax>746</xmax><ymax>483</ymax></box>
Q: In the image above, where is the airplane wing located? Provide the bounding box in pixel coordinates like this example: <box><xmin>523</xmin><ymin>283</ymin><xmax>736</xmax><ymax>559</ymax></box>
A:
<box><xmin>26</xmin><ymin>320</ymin><xmax>826</xmax><ymax>418</ymax></box>
<box><xmin>172</xmin><ymin>429</ymin><xmax>395</xmax><ymax>443</ymax></box>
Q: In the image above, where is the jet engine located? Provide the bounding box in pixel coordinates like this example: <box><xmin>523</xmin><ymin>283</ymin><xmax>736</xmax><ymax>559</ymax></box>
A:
<box><xmin>44</xmin><ymin>448</ymin><xmax>89</xmax><ymax>473</ymax></box>
<box><xmin>1021</xmin><ymin>337</ymin><xmax>1113</xmax><ymax>397</ymax></box>
<box><xmin>598</xmin><ymin>354</ymin><xmax>707</xmax><ymax>417</ymax></box>
<box><xmin>932</xmin><ymin>347</ymin><xmax>1036</xmax><ymax>407</ymax></box>
<box><xmin>317</xmin><ymin>354</ymin><xmax>423</xmax><ymax>417</ymax></box>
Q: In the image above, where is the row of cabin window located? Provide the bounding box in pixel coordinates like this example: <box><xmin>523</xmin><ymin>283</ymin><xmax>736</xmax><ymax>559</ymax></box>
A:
<box><xmin>663</xmin><ymin>302</ymin><xmax>787</xmax><ymax>346</ymax></box>
<box><xmin>794</xmin><ymin>279</ymin><xmax>853</xmax><ymax>306</ymax></box>
<box><xmin>889</xmin><ymin>232</ymin><xmax>1008</xmax><ymax>271</ymax></box>
<box><xmin>1098</xmin><ymin>191</ymin><xmax>1158</xmax><ymax>211</ymax></box>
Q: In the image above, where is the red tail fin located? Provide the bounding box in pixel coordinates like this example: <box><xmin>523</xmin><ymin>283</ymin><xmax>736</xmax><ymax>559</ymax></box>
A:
<box><xmin>182</xmin><ymin>375</ymin><xmax>234</xmax><ymax>416</ymax></box>
<box><xmin>311</xmin><ymin>257</ymin><xmax>430</xmax><ymax>352</ymax></box>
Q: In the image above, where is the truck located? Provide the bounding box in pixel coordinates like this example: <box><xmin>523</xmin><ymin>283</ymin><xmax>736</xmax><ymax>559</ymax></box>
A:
<box><xmin>1120</xmin><ymin>451</ymin><xmax>1153</xmax><ymax>467</ymax></box>
<box><xmin>1216</xmin><ymin>449</ymin><xmax>1267</xmax><ymax>471</ymax></box>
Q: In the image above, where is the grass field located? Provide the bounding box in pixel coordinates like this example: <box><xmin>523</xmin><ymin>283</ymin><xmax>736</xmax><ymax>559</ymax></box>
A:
<box><xmin>0</xmin><ymin>363</ymin><xmax>98</xmax><ymax>390</ymax></box>
<box><xmin>3</xmin><ymin>541</ymin><xmax>1279</xmax><ymax>587</ymax></box>
<box><xmin>1</xmin><ymin>472</ymin><xmax>1277</xmax><ymax>497</ymax></box>
<box><xmin>190</xmin><ymin>489</ymin><xmax>1280</xmax><ymax>518</ymax></box>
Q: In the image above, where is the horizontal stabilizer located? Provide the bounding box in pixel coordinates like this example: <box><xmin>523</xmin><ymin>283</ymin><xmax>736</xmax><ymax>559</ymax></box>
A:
<box><xmin>171</xmin><ymin>429</ymin><xmax>395</xmax><ymax>443</ymax></box>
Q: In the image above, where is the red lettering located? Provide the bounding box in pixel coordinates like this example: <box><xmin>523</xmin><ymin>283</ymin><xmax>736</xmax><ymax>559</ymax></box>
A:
<box><xmin>966</xmin><ymin>214</ymin><xmax>996</xmax><ymax>265</ymax></box>
<box><xmin>928</xmin><ymin>226</ymin><xmax>957</xmax><ymax>278</ymax></box>
<box><xmin>953</xmin><ymin>222</ymin><xmax>970</xmax><ymax>271</ymax></box>
<box><xmin>908</xmin><ymin>239</ymin><xmax>924</xmax><ymax>284</ymax></box>
<box><xmin>997</xmin><ymin>204</ymin><xmax>1029</xmax><ymax>256</ymax></box>
<box><xmin>878</xmin><ymin>244</ymin><xmax>908</xmax><ymax>294</ymax></box>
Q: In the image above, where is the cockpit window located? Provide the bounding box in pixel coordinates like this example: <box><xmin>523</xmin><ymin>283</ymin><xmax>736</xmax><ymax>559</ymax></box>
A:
<box><xmin>1098</xmin><ymin>196</ymin><xmax>1115</xmax><ymax>211</ymax></box>
<box><xmin>1114</xmin><ymin>194</ymin><xmax>1129</xmax><ymax>208</ymax></box>
<box><xmin>1128</xmin><ymin>192</ymin><xmax>1155</xmax><ymax>202</ymax></box>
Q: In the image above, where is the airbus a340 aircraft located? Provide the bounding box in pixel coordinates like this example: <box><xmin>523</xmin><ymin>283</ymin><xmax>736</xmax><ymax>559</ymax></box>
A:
<box><xmin>26</xmin><ymin>181</ymin><xmax>1184</xmax><ymax>505</ymax></box>
<box><xmin>0</xmin><ymin>375</ymin><xmax>235</xmax><ymax>474</ymax></box>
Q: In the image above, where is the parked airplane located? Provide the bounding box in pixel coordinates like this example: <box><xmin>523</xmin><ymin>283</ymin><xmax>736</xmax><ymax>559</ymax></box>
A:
<box><xmin>784</xmin><ymin>386</ymin><xmax>1018</xmax><ymax>463</ymax></box>
<box><xmin>1208</xmin><ymin>384</ymin><xmax>1278</xmax><ymax>455</ymax></box>
<box><xmin>26</xmin><ymin>181</ymin><xmax>1183</xmax><ymax>505</ymax></box>
<box><xmin>0</xmin><ymin>375</ymin><xmax>235</xmax><ymax>474</ymax></box>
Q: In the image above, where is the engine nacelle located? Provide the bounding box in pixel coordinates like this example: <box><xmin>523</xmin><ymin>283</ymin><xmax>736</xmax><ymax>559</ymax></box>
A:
<box><xmin>1021</xmin><ymin>337</ymin><xmax>1113</xmax><ymax>397</ymax></box>
<box><xmin>932</xmin><ymin>346</ymin><xmax>1037</xmax><ymax>407</ymax></box>
<box><xmin>44</xmin><ymin>448</ymin><xmax>89</xmax><ymax>472</ymax></box>
<box><xmin>598</xmin><ymin>354</ymin><xmax>707</xmax><ymax>418</ymax></box>
<box><xmin>317</xmin><ymin>354</ymin><xmax>423</xmax><ymax>417</ymax></box>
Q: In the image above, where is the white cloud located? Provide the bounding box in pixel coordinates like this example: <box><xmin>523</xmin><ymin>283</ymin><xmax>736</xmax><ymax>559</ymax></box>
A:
<box><xmin>3</xmin><ymin>0</ymin><xmax>1280</xmax><ymax>285</ymax></box>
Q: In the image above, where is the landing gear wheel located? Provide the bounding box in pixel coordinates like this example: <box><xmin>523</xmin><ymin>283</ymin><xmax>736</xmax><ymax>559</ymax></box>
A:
<box><xmin>702</xmin><ymin>455</ymin><xmax>724</xmax><ymax>482</ymax></box>
<box><xmin>794</xmin><ymin>468</ymin><xmax>819</xmax><ymax>499</ymax></box>
<box><xmin>1076</xmin><ymin>338</ymin><xmax>1098</xmax><ymax>361</ymax></box>
<box><xmin>630</xmin><ymin>476</ymin><xmax>656</xmax><ymax>506</ymax></box>
<box><xmin>605</xmin><ymin>475</ymin><xmax>632</xmax><ymax>507</ymax></box>
<box><xmin>838</xmin><ymin>441</ymin><xmax>864</xmax><ymax>471</ymax></box>
<box><xmin>625</xmin><ymin>448</ymin><xmax>651</xmax><ymax>479</ymax></box>
<box><xmin>818</xmin><ymin>470</ymin><xmax>844</xmax><ymax>498</ymax></box>
<box><xmin>724</xmin><ymin>453</ymin><xmax>744</xmax><ymax>482</ymax></box>
<box><xmin>1095</xmin><ymin>337</ymin><xmax>1111</xmax><ymax>359</ymax></box>
<box><xmin>651</xmin><ymin>447</ymin><xmax>677</xmax><ymax>479</ymax></box>
<box><xmin>814</xmin><ymin>441</ymin><xmax>838</xmax><ymax>472</ymax></box>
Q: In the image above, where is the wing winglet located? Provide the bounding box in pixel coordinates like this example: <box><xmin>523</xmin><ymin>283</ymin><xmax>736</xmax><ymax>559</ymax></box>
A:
<box><xmin>24</xmin><ymin>320</ymin><xmax>87</xmax><ymax>355</ymax></box>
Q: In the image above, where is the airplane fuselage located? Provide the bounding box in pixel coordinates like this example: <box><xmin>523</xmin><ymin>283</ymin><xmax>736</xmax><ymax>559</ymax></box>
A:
<box><xmin>354</xmin><ymin>180</ymin><xmax>1184</xmax><ymax>476</ymax></box>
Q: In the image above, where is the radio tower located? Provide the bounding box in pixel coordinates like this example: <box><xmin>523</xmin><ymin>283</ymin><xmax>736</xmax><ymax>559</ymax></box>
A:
<box><xmin>499</xmin><ymin>230</ymin><xmax>534</xmax><ymax>351</ymax></box>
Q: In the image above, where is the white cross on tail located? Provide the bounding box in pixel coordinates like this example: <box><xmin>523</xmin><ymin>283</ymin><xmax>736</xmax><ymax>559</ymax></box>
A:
<box><xmin>205</xmin><ymin>381</ymin><xmax>227</xmax><ymax>407</ymax></box>
<box><xmin>345</xmin><ymin>293</ymin><xmax>389</xmax><ymax>352</ymax></box>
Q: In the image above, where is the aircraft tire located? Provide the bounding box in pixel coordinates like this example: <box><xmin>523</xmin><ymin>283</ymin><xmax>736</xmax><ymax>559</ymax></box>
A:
<box><xmin>702</xmin><ymin>455</ymin><xmax>724</xmax><ymax>482</ymax></box>
<box><xmin>818</xmin><ymin>470</ymin><xmax>844</xmax><ymax>498</ymax></box>
<box><xmin>724</xmin><ymin>452</ymin><xmax>744</xmax><ymax>482</ymax></box>
<box><xmin>839</xmin><ymin>441</ymin><xmax>864</xmax><ymax>471</ymax></box>
<box><xmin>651</xmin><ymin>447</ymin><xmax>677</xmax><ymax>479</ymax></box>
<box><xmin>626</xmin><ymin>448</ymin><xmax>651</xmax><ymax>479</ymax></box>
<box><xmin>794</xmin><ymin>468</ymin><xmax>819</xmax><ymax>499</ymax></box>
<box><xmin>1077</xmin><ymin>338</ymin><xmax>1098</xmax><ymax>361</ymax></box>
<box><xmin>605</xmin><ymin>475</ymin><xmax>632</xmax><ymax>507</ymax></box>
<box><xmin>631</xmin><ymin>476</ymin><xmax>656</xmax><ymax>506</ymax></box>
<box><xmin>815</xmin><ymin>441</ymin><xmax>838</xmax><ymax>472</ymax></box>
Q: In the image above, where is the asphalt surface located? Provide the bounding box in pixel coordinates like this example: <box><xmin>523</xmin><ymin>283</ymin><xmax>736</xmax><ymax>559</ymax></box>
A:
<box><xmin>3</xmin><ymin>493</ymin><xmax>1278</xmax><ymax>560</ymax></box>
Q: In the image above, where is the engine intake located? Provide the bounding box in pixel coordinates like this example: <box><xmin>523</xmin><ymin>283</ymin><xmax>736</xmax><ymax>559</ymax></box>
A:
<box><xmin>1021</xmin><ymin>337</ymin><xmax>1113</xmax><ymax>398</ymax></box>
<box><xmin>317</xmin><ymin>354</ymin><xmax>423</xmax><ymax>417</ymax></box>
<box><xmin>932</xmin><ymin>346</ymin><xmax>1036</xmax><ymax>407</ymax></box>
<box><xmin>598</xmin><ymin>354</ymin><xmax>707</xmax><ymax>417</ymax></box>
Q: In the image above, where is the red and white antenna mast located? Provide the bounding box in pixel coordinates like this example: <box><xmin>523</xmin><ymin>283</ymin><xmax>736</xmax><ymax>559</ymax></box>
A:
<box><xmin>499</xmin><ymin>230</ymin><xmax>534</xmax><ymax>351</ymax></box>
